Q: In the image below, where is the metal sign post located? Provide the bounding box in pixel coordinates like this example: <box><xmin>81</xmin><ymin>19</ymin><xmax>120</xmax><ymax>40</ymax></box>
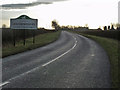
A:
<box><xmin>13</xmin><ymin>29</ymin><xmax>15</xmax><ymax>46</ymax></box>
<box><xmin>24</xmin><ymin>29</ymin><xmax>26</xmax><ymax>45</ymax></box>
<box><xmin>33</xmin><ymin>30</ymin><xmax>35</xmax><ymax>44</ymax></box>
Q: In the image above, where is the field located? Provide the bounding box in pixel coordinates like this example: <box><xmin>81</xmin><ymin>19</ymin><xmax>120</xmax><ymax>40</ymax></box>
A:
<box><xmin>70</xmin><ymin>30</ymin><xmax>119</xmax><ymax>88</ymax></box>
<box><xmin>2</xmin><ymin>28</ymin><xmax>61</xmax><ymax>57</ymax></box>
<box><xmin>70</xmin><ymin>29</ymin><xmax>119</xmax><ymax>40</ymax></box>
<box><xmin>2</xmin><ymin>28</ymin><xmax>56</xmax><ymax>46</ymax></box>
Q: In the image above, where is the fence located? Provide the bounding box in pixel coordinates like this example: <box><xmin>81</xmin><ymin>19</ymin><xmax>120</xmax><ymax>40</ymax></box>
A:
<box><xmin>2</xmin><ymin>28</ymin><xmax>54</xmax><ymax>46</ymax></box>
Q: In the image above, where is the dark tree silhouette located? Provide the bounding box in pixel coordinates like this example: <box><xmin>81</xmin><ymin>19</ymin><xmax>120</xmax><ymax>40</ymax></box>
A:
<box><xmin>97</xmin><ymin>28</ymin><xmax>101</xmax><ymax>30</ymax></box>
<box><xmin>108</xmin><ymin>26</ymin><xmax>110</xmax><ymax>30</ymax></box>
<box><xmin>51</xmin><ymin>20</ymin><xmax>60</xmax><ymax>30</ymax></box>
<box><xmin>104</xmin><ymin>26</ymin><xmax>107</xmax><ymax>30</ymax></box>
<box><xmin>111</xmin><ymin>25</ymin><xmax>114</xmax><ymax>30</ymax></box>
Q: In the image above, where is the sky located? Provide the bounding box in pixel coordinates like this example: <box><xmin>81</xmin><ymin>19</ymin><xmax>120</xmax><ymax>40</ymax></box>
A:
<box><xmin>0</xmin><ymin>0</ymin><xmax>119</xmax><ymax>29</ymax></box>
<box><xmin>119</xmin><ymin>1</ymin><xmax>120</xmax><ymax>23</ymax></box>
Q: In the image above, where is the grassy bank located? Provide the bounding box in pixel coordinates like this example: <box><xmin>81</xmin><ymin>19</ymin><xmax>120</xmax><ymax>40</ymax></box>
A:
<box><xmin>70</xmin><ymin>31</ymin><xmax>119</xmax><ymax>88</ymax></box>
<box><xmin>71</xmin><ymin>30</ymin><xmax>119</xmax><ymax>40</ymax></box>
<box><xmin>3</xmin><ymin>31</ymin><xmax>61</xmax><ymax>57</ymax></box>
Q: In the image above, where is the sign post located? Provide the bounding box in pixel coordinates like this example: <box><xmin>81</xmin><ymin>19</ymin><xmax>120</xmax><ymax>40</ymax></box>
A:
<box><xmin>10</xmin><ymin>15</ymin><xmax>38</xmax><ymax>46</ymax></box>
<box><xmin>13</xmin><ymin>29</ymin><xmax>15</xmax><ymax>46</ymax></box>
<box><xmin>24</xmin><ymin>29</ymin><xmax>26</xmax><ymax>45</ymax></box>
<box><xmin>33</xmin><ymin>30</ymin><xmax>35</xmax><ymax>44</ymax></box>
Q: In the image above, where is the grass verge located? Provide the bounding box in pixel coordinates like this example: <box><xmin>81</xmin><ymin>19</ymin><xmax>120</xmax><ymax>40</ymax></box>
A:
<box><xmin>70</xmin><ymin>31</ymin><xmax>119</xmax><ymax>88</ymax></box>
<box><xmin>3</xmin><ymin>31</ymin><xmax>61</xmax><ymax>58</ymax></box>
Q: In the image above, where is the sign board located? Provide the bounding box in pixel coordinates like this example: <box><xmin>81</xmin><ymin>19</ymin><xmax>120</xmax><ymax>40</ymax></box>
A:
<box><xmin>10</xmin><ymin>15</ymin><xmax>38</xmax><ymax>30</ymax></box>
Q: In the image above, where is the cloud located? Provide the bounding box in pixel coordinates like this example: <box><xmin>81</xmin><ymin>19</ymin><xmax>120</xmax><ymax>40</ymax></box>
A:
<box><xmin>0</xmin><ymin>0</ymin><xmax>67</xmax><ymax>10</ymax></box>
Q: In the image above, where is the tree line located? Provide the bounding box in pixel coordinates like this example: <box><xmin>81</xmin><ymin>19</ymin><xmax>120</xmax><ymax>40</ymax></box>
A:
<box><xmin>52</xmin><ymin>20</ymin><xmax>89</xmax><ymax>31</ymax></box>
<box><xmin>51</xmin><ymin>20</ymin><xmax>120</xmax><ymax>31</ymax></box>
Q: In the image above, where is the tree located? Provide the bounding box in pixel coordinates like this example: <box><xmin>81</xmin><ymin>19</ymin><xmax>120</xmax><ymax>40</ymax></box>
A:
<box><xmin>103</xmin><ymin>26</ymin><xmax>107</xmax><ymax>30</ymax></box>
<box><xmin>51</xmin><ymin>20</ymin><xmax>60</xmax><ymax>30</ymax></box>
<box><xmin>111</xmin><ymin>25</ymin><xmax>114</xmax><ymax>30</ymax></box>
<box><xmin>97</xmin><ymin>26</ymin><xmax>102</xmax><ymax>30</ymax></box>
<box><xmin>2</xmin><ymin>24</ymin><xmax>7</xmax><ymax>28</ymax></box>
<box><xmin>108</xmin><ymin>26</ymin><xmax>110</xmax><ymax>30</ymax></box>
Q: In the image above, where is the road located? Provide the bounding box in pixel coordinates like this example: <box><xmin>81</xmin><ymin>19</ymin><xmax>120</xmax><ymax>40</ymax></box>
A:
<box><xmin>2</xmin><ymin>31</ymin><xmax>111</xmax><ymax>88</ymax></box>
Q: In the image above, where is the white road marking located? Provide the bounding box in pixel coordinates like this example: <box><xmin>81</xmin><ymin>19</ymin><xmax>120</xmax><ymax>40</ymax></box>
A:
<box><xmin>2</xmin><ymin>36</ymin><xmax>78</xmax><ymax>87</ymax></box>
<box><xmin>8</xmin><ymin>65</ymin><xmax>42</xmax><ymax>81</ymax></box>
<box><xmin>78</xmin><ymin>35</ymin><xmax>89</xmax><ymax>40</ymax></box>
<box><xmin>0</xmin><ymin>82</ymin><xmax>10</xmax><ymax>87</ymax></box>
<box><xmin>42</xmin><ymin>37</ymin><xmax>77</xmax><ymax>67</ymax></box>
<box><xmin>91</xmin><ymin>54</ymin><xmax>95</xmax><ymax>56</ymax></box>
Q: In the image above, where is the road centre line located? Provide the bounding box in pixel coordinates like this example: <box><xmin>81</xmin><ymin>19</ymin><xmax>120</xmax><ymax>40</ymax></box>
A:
<box><xmin>0</xmin><ymin>82</ymin><xmax>10</xmax><ymax>87</ymax></box>
<box><xmin>42</xmin><ymin>36</ymin><xmax>77</xmax><ymax>67</ymax></box>
<box><xmin>2</xmin><ymin>36</ymin><xmax>77</xmax><ymax>87</ymax></box>
<box><xmin>8</xmin><ymin>65</ymin><xmax>43</xmax><ymax>82</ymax></box>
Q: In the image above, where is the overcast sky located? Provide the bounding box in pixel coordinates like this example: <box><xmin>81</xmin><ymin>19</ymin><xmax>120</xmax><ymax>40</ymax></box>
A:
<box><xmin>0</xmin><ymin>0</ymin><xmax>119</xmax><ymax>29</ymax></box>
<box><xmin>0</xmin><ymin>0</ymin><xmax>67</xmax><ymax>9</ymax></box>
<box><xmin>118</xmin><ymin>1</ymin><xmax>120</xmax><ymax>23</ymax></box>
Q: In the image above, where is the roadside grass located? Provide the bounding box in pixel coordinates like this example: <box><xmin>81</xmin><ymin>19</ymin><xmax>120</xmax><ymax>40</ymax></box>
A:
<box><xmin>70</xmin><ymin>31</ymin><xmax>119</xmax><ymax>88</ymax></box>
<box><xmin>3</xmin><ymin>31</ymin><xmax>61</xmax><ymax>57</ymax></box>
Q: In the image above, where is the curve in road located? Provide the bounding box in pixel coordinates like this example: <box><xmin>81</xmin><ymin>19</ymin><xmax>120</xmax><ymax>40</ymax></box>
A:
<box><xmin>2</xmin><ymin>31</ymin><xmax>111</xmax><ymax>88</ymax></box>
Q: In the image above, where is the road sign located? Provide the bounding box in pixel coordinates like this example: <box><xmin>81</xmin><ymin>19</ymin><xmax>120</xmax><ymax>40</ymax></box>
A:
<box><xmin>10</xmin><ymin>15</ymin><xmax>38</xmax><ymax>30</ymax></box>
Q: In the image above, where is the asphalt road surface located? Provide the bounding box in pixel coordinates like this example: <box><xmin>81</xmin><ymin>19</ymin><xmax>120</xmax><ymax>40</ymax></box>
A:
<box><xmin>2</xmin><ymin>31</ymin><xmax>111</xmax><ymax>88</ymax></box>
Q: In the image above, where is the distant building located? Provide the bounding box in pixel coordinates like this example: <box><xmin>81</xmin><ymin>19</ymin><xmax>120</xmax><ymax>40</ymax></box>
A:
<box><xmin>10</xmin><ymin>15</ymin><xmax>38</xmax><ymax>30</ymax></box>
